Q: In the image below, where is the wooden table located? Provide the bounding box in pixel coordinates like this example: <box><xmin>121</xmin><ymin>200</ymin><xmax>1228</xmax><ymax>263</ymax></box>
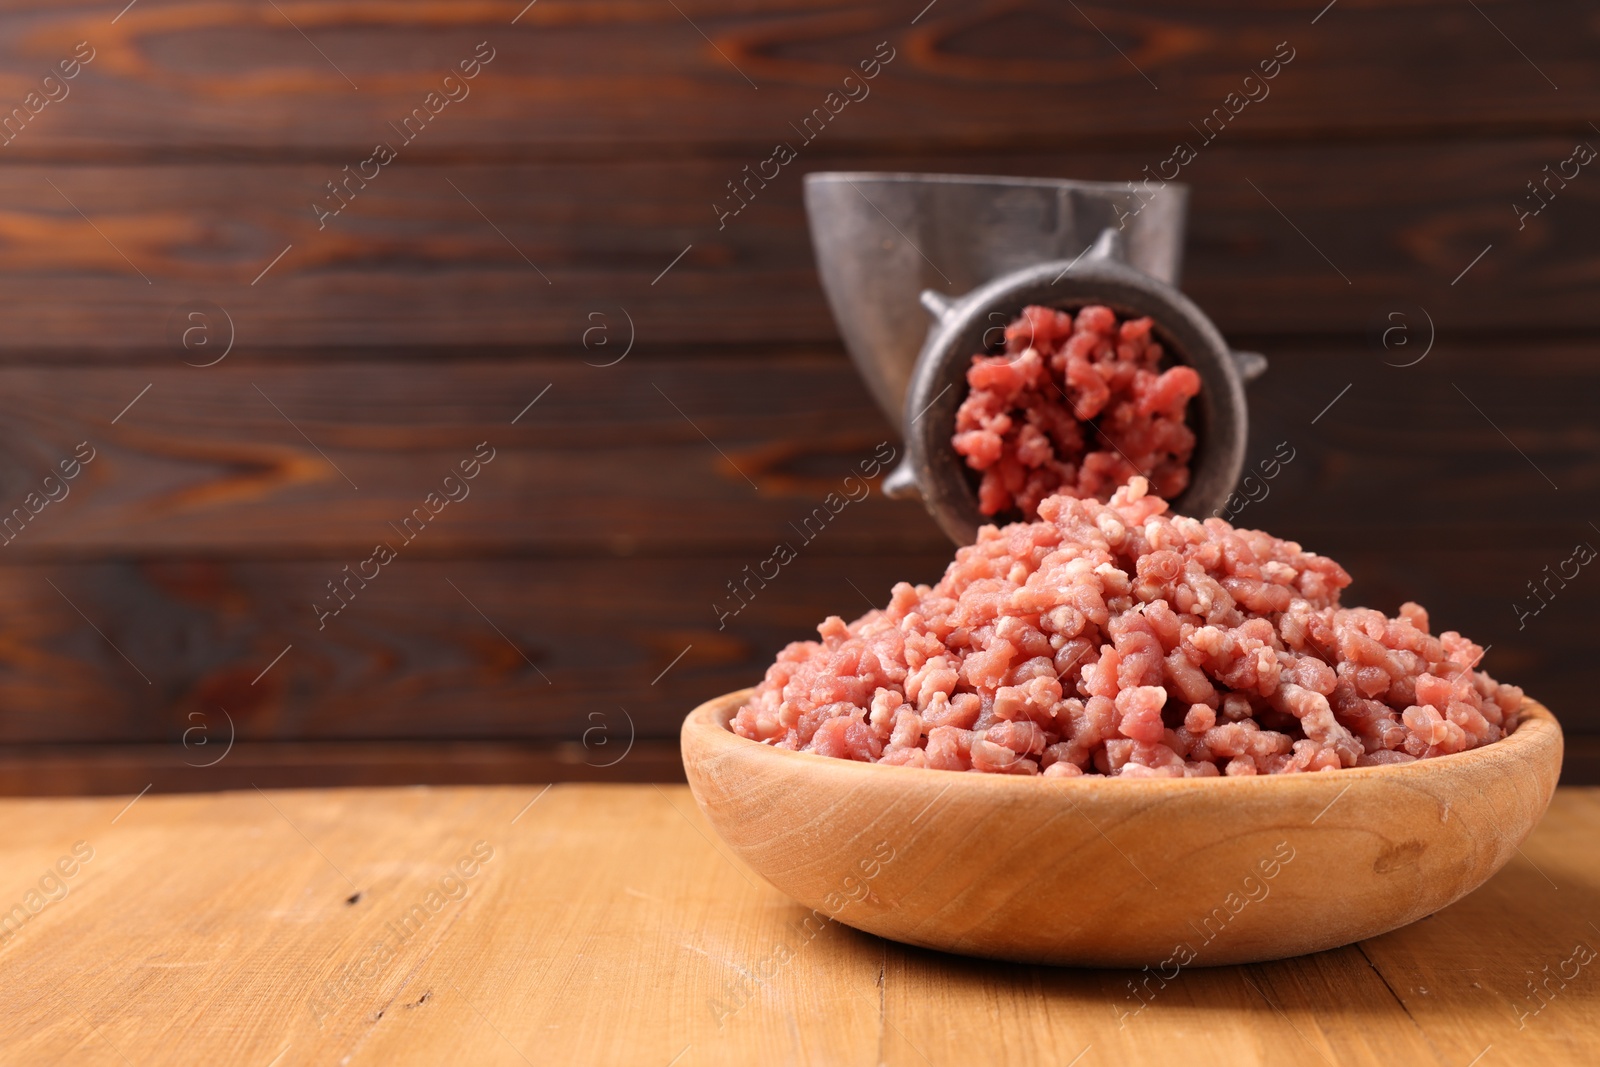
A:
<box><xmin>2</xmin><ymin>785</ymin><xmax>1596</xmax><ymax>1066</ymax></box>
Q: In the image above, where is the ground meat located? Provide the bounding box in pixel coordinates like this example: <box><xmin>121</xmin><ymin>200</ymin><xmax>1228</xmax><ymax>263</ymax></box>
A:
<box><xmin>951</xmin><ymin>304</ymin><xmax>1201</xmax><ymax>520</ymax></box>
<box><xmin>732</xmin><ymin>479</ymin><xmax>1523</xmax><ymax>777</ymax></box>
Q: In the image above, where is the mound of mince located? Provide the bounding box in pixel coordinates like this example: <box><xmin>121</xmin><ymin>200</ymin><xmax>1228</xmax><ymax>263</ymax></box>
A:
<box><xmin>732</xmin><ymin>479</ymin><xmax>1523</xmax><ymax>777</ymax></box>
<box><xmin>952</xmin><ymin>304</ymin><xmax>1200</xmax><ymax>520</ymax></box>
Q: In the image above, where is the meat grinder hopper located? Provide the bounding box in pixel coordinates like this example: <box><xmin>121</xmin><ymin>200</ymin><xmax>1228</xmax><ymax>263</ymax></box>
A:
<box><xmin>803</xmin><ymin>172</ymin><xmax>1265</xmax><ymax>545</ymax></box>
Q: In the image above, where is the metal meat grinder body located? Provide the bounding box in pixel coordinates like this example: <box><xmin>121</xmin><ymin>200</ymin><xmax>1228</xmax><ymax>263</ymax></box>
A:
<box><xmin>803</xmin><ymin>172</ymin><xmax>1265</xmax><ymax>546</ymax></box>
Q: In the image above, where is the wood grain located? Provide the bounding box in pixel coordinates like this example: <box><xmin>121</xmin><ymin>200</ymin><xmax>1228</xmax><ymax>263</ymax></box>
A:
<box><xmin>883</xmin><ymin>944</ymin><xmax>1449</xmax><ymax>1065</ymax></box>
<box><xmin>2</xmin><ymin>544</ymin><xmax>1597</xmax><ymax>754</ymax></box>
<box><xmin>0</xmin><ymin>358</ymin><xmax>932</xmax><ymax>552</ymax></box>
<box><xmin>683</xmin><ymin>689</ymin><xmax>1563</xmax><ymax>966</ymax></box>
<box><xmin>0</xmin><ymin>138</ymin><xmax>1593</xmax><ymax>351</ymax></box>
<box><xmin>0</xmin><ymin>344</ymin><xmax>1588</xmax><ymax>758</ymax></box>
<box><xmin>0</xmin><ymin>1</ymin><xmax>1594</xmax><ymax>158</ymax></box>
<box><xmin>0</xmin><ymin>0</ymin><xmax>1595</xmax><ymax>788</ymax></box>
<box><xmin>0</xmin><ymin>553</ymin><xmax>949</xmax><ymax>745</ymax></box>
<box><xmin>5</xmin><ymin>734</ymin><xmax>1600</xmax><ymax>799</ymax></box>
<box><xmin>0</xmin><ymin>738</ymin><xmax>686</xmax><ymax>795</ymax></box>
<box><xmin>1353</xmin><ymin>788</ymin><xmax>1600</xmax><ymax>1065</ymax></box>
<box><xmin>0</xmin><ymin>340</ymin><xmax>1593</xmax><ymax>554</ymax></box>
<box><xmin>0</xmin><ymin>784</ymin><xmax>1595</xmax><ymax>1065</ymax></box>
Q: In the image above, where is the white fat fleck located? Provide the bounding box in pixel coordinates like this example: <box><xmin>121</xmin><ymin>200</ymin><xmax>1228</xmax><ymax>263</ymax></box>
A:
<box><xmin>1262</xmin><ymin>561</ymin><xmax>1297</xmax><ymax>584</ymax></box>
<box><xmin>1095</xmin><ymin>512</ymin><xmax>1126</xmax><ymax>543</ymax></box>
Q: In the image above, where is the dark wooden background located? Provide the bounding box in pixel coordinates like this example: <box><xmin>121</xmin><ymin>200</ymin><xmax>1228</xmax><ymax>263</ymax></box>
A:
<box><xmin>1</xmin><ymin>0</ymin><xmax>1596</xmax><ymax>792</ymax></box>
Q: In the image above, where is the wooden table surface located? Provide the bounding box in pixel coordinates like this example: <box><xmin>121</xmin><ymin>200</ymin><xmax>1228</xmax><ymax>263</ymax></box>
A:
<box><xmin>2</xmin><ymin>785</ymin><xmax>1596</xmax><ymax>1066</ymax></box>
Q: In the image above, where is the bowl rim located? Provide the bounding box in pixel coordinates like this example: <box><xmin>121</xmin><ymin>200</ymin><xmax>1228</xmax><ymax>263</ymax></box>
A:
<box><xmin>682</xmin><ymin>687</ymin><xmax>1562</xmax><ymax>792</ymax></box>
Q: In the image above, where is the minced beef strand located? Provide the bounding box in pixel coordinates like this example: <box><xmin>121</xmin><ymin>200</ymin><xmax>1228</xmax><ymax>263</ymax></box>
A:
<box><xmin>952</xmin><ymin>304</ymin><xmax>1201</xmax><ymax>520</ymax></box>
<box><xmin>732</xmin><ymin>479</ymin><xmax>1523</xmax><ymax>777</ymax></box>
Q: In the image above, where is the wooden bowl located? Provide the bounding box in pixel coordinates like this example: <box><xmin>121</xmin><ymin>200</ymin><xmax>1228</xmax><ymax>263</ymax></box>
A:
<box><xmin>681</xmin><ymin>689</ymin><xmax>1562</xmax><ymax>967</ymax></box>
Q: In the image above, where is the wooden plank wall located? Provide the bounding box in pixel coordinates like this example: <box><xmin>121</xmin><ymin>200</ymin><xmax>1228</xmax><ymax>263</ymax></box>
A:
<box><xmin>0</xmin><ymin>0</ymin><xmax>1597</xmax><ymax>790</ymax></box>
